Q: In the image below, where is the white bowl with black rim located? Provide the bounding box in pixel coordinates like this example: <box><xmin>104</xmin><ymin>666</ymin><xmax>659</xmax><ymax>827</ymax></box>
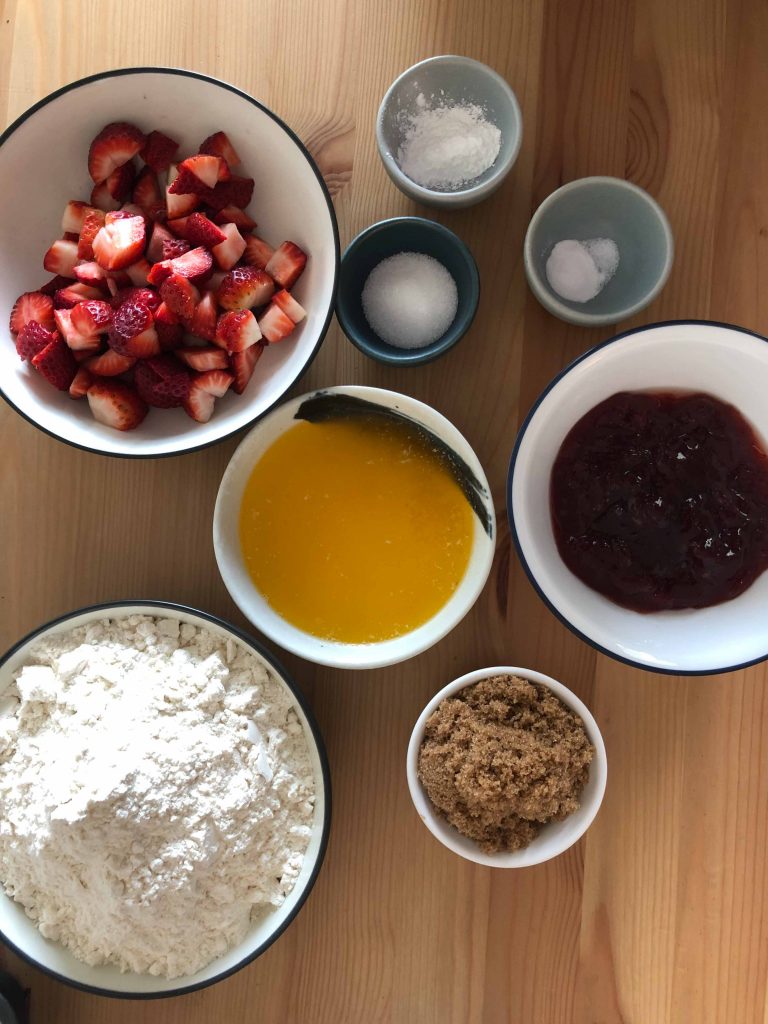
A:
<box><xmin>0</xmin><ymin>600</ymin><xmax>331</xmax><ymax>999</ymax></box>
<box><xmin>508</xmin><ymin>320</ymin><xmax>768</xmax><ymax>675</ymax></box>
<box><xmin>0</xmin><ymin>68</ymin><xmax>338</xmax><ymax>458</ymax></box>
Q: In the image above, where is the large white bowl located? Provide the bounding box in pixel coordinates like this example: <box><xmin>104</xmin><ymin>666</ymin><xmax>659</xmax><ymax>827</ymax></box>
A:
<box><xmin>406</xmin><ymin>665</ymin><xmax>607</xmax><ymax>867</ymax></box>
<box><xmin>0</xmin><ymin>68</ymin><xmax>338</xmax><ymax>457</ymax></box>
<box><xmin>214</xmin><ymin>385</ymin><xmax>497</xmax><ymax>669</ymax></box>
<box><xmin>509</xmin><ymin>320</ymin><xmax>768</xmax><ymax>675</ymax></box>
<box><xmin>0</xmin><ymin>601</ymin><xmax>331</xmax><ymax>999</ymax></box>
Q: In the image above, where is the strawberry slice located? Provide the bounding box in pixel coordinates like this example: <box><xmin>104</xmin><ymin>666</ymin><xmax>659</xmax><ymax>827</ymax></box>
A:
<box><xmin>206</xmin><ymin>176</ymin><xmax>254</xmax><ymax>211</ymax></box>
<box><xmin>217</xmin><ymin>266</ymin><xmax>274</xmax><ymax>311</ymax></box>
<box><xmin>148</xmin><ymin>247</ymin><xmax>213</xmax><ymax>286</ymax></box>
<box><xmin>9</xmin><ymin>291</ymin><xmax>55</xmax><ymax>333</ymax></box>
<box><xmin>85</xmin><ymin>349</ymin><xmax>136</xmax><ymax>376</ymax></box>
<box><xmin>214</xmin><ymin>309</ymin><xmax>261</xmax><ymax>352</ymax></box>
<box><xmin>69</xmin><ymin>365</ymin><xmax>94</xmax><ymax>399</ymax></box>
<box><xmin>162</xmin><ymin>238</ymin><xmax>192</xmax><ymax>260</ymax></box>
<box><xmin>88</xmin><ymin>122</ymin><xmax>146</xmax><ymax>183</ymax></box>
<box><xmin>132</xmin><ymin>165</ymin><xmax>162</xmax><ymax>209</ymax></box>
<box><xmin>43</xmin><ymin>239</ymin><xmax>79</xmax><ymax>278</ymax></box>
<box><xmin>272</xmin><ymin>289</ymin><xmax>307</xmax><ymax>323</ymax></box>
<box><xmin>212</xmin><ymin>205</ymin><xmax>256</xmax><ymax>231</ymax></box>
<box><xmin>199</xmin><ymin>131</ymin><xmax>241</xmax><ymax>168</ymax></box>
<box><xmin>243</xmin><ymin>234</ymin><xmax>275</xmax><ymax>270</ymax></box>
<box><xmin>54</xmin><ymin>283</ymin><xmax>104</xmax><ymax>308</ymax></box>
<box><xmin>92</xmin><ymin>216</ymin><xmax>146</xmax><ymax>271</ymax></box>
<box><xmin>77</xmin><ymin>209</ymin><xmax>107</xmax><ymax>260</ymax></box>
<box><xmin>168</xmin><ymin>155</ymin><xmax>225</xmax><ymax>194</ymax></box>
<box><xmin>230</xmin><ymin>341</ymin><xmax>264</xmax><ymax>394</ymax></box>
<box><xmin>166</xmin><ymin>165</ymin><xmax>200</xmax><ymax>219</ymax></box>
<box><xmin>62</xmin><ymin>200</ymin><xmax>96</xmax><ymax>234</ymax></box>
<box><xmin>183</xmin><ymin>369</ymin><xmax>234</xmax><ymax>422</ymax></box>
<box><xmin>175</xmin><ymin>345</ymin><xmax>229</xmax><ymax>371</ymax></box>
<box><xmin>15</xmin><ymin>321</ymin><xmax>57</xmax><ymax>361</ymax></box>
<box><xmin>105</xmin><ymin>161</ymin><xmax>136</xmax><ymax>202</ymax></box>
<box><xmin>87</xmin><ymin>380</ymin><xmax>148</xmax><ymax>430</ymax></box>
<box><xmin>258</xmin><ymin>302</ymin><xmax>297</xmax><ymax>343</ymax></box>
<box><xmin>184</xmin><ymin>212</ymin><xmax>226</xmax><ymax>248</ymax></box>
<box><xmin>108</xmin><ymin>299</ymin><xmax>160</xmax><ymax>358</ymax></box>
<box><xmin>265</xmin><ymin>241</ymin><xmax>307</xmax><ymax>289</ymax></box>
<box><xmin>54</xmin><ymin>308</ymin><xmax>100</xmax><ymax>350</ymax></box>
<box><xmin>140</xmin><ymin>130</ymin><xmax>179</xmax><ymax>172</ymax></box>
<box><xmin>160</xmin><ymin>273</ymin><xmax>200</xmax><ymax>320</ymax></box>
<box><xmin>189</xmin><ymin>289</ymin><xmax>217</xmax><ymax>341</ymax></box>
<box><xmin>146</xmin><ymin>222</ymin><xmax>175</xmax><ymax>263</ymax></box>
<box><xmin>211</xmin><ymin>223</ymin><xmax>246</xmax><ymax>270</ymax></box>
<box><xmin>125</xmin><ymin>258</ymin><xmax>151</xmax><ymax>287</ymax></box>
<box><xmin>71</xmin><ymin>299</ymin><xmax>113</xmax><ymax>336</ymax></box>
<box><xmin>31</xmin><ymin>334</ymin><xmax>78</xmax><ymax>389</ymax></box>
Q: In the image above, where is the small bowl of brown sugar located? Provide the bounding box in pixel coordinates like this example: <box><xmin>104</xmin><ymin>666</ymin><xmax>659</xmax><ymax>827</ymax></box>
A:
<box><xmin>406</xmin><ymin>667</ymin><xmax>607</xmax><ymax>867</ymax></box>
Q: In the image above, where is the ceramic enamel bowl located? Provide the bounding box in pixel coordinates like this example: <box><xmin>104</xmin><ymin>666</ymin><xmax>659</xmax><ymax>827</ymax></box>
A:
<box><xmin>407</xmin><ymin>665</ymin><xmax>607</xmax><ymax>867</ymax></box>
<box><xmin>213</xmin><ymin>385</ymin><xmax>496</xmax><ymax>669</ymax></box>
<box><xmin>0</xmin><ymin>601</ymin><xmax>331</xmax><ymax>998</ymax></box>
<box><xmin>509</xmin><ymin>320</ymin><xmax>768</xmax><ymax>675</ymax></box>
<box><xmin>0</xmin><ymin>68</ymin><xmax>339</xmax><ymax>457</ymax></box>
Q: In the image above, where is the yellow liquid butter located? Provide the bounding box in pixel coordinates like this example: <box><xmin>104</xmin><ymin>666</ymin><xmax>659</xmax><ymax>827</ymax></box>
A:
<box><xmin>238</xmin><ymin>414</ymin><xmax>475</xmax><ymax>643</ymax></box>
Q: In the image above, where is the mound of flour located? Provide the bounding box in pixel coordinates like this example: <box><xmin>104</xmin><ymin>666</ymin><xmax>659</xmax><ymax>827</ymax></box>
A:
<box><xmin>0</xmin><ymin>615</ymin><xmax>315</xmax><ymax>979</ymax></box>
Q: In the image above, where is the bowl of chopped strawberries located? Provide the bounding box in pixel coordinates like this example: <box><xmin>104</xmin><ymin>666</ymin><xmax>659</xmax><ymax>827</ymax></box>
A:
<box><xmin>0</xmin><ymin>68</ymin><xmax>339</xmax><ymax>455</ymax></box>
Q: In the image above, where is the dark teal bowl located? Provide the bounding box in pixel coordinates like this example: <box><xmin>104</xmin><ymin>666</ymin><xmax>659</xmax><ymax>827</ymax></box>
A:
<box><xmin>336</xmin><ymin>217</ymin><xmax>480</xmax><ymax>366</ymax></box>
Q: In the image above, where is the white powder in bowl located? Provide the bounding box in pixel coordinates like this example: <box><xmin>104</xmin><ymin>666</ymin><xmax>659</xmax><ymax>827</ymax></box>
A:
<box><xmin>361</xmin><ymin>252</ymin><xmax>458</xmax><ymax>350</ymax></box>
<box><xmin>397</xmin><ymin>101</ymin><xmax>502</xmax><ymax>190</ymax></box>
<box><xmin>0</xmin><ymin>615</ymin><xmax>316</xmax><ymax>979</ymax></box>
<box><xmin>545</xmin><ymin>238</ymin><xmax>620</xmax><ymax>303</ymax></box>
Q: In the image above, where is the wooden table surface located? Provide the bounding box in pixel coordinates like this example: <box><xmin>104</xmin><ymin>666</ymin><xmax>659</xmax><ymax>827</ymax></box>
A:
<box><xmin>2</xmin><ymin>1</ymin><xmax>767</xmax><ymax>1021</ymax></box>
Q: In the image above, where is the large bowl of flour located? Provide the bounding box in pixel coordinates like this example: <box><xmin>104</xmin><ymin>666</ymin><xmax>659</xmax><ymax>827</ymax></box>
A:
<box><xmin>0</xmin><ymin>601</ymin><xmax>331</xmax><ymax>998</ymax></box>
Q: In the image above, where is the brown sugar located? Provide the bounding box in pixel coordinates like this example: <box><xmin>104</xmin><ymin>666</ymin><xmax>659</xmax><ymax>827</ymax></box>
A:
<box><xmin>417</xmin><ymin>675</ymin><xmax>594</xmax><ymax>853</ymax></box>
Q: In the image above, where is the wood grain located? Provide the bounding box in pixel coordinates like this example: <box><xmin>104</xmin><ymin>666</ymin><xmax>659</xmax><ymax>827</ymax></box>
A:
<box><xmin>2</xmin><ymin>0</ymin><xmax>768</xmax><ymax>1021</ymax></box>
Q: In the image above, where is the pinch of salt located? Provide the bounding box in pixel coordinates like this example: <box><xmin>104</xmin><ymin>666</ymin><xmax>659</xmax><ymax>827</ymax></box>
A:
<box><xmin>361</xmin><ymin>252</ymin><xmax>459</xmax><ymax>350</ymax></box>
<box><xmin>545</xmin><ymin>238</ymin><xmax>620</xmax><ymax>303</ymax></box>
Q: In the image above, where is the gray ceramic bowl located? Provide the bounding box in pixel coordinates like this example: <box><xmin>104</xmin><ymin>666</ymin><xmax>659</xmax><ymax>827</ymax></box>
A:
<box><xmin>376</xmin><ymin>55</ymin><xmax>522</xmax><ymax>209</ymax></box>
<box><xmin>524</xmin><ymin>176</ymin><xmax>674</xmax><ymax>326</ymax></box>
<box><xmin>336</xmin><ymin>217</ymin><xmax>479</xmax><ymax>366</ymax></box>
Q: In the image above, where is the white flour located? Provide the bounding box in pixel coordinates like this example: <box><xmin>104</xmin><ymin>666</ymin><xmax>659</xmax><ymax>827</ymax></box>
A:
<box><xmin>0</xmin><ymin>615</ymin><xmax>316</xmax><ymax>979</ymax></box>
<box><xmin>396</xmin><ymin>99</ymin><xmax>501</xmax><ymax>190</ymax></box>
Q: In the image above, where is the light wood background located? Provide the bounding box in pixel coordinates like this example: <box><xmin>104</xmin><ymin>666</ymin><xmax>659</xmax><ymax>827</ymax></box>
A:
<box><xmin>1</xmin><ymin>0</ymin><xmax>767</xmax><ymax>1021</ymax></box>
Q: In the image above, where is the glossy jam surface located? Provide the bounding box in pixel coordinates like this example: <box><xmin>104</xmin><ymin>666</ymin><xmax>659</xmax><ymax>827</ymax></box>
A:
<box><xmin>239</xmin><ymin>415</ymin><xmax>474</xmax><ymax>642</ymax></box>
<box><xmin>550</xmin><ymin>391</ymin><xmax>768</xmax><ymax>612</ymax></box>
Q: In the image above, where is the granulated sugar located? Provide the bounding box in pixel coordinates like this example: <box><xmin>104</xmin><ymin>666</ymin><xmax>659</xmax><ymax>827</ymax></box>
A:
<box><xmin>362</xmin><ymin>252</ymin><xmax>458</xmax><ymax>349</ymax></box>
<box><xmin>397</xmin><ymin>101</ymin><xmax>501</xmax><ymax>190</ymax></box>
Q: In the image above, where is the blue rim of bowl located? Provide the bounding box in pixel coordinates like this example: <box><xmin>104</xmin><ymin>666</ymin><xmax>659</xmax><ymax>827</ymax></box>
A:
<box><xmin>0</xmin><ymin>599</ymin><xmax>332</xmax><ymax>999</ymax></box>
<box><xmin>507</xmin><ymin>318</ymin><xmax>768</xmax><ymax>677</ymax></box>
<box><xmin>336</xmin><ymin>216</ymin><xmax>480</xmax><ymax>367</ymax></box>
<box><xmin>0</xmin><ymin>67</ymin><xmax>340</xmax><ymax>459</ymax></box>
<box><xmin>375</xmin><ymin>55</ymin><xmax>523</xmax><ymax>203</ymax></box>
<box><xmin>523</xmin><ymin>176</ymin><xmax>674</xmax><ymax>326</ymax></box>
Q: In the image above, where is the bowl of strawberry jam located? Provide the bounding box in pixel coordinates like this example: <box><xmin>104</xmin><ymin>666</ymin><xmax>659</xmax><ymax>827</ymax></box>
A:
<box><xmin>508</xmin><ymin>321</ymin><xmax>768</xmax><ymax>675</ymax></box>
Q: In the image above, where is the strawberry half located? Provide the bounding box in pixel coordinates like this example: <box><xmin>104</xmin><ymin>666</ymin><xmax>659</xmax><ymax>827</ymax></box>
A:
<box><xmin>199</xmin><ymin>131</ymin><xmax>241</xmax><ymax>168</ymax></box>
<box><xmin>87</xmin><ymin>380</ymin><xmax>148</xmax><ymax>431</ymax></box>
<box><xmin>108</xmin><ymin>299</ymin><xmax>160</xmax><ymax>358</ymax></box>
<box><xmin>183</xmin><ymin>369</ymin><xmax>234</xmax><ymax>422</ymax></box>
<box><xmin>85</xmin><ymin>349</ymin><xmax>136</xmax><ymax>376</ymax></box>
<box><xmin>160</xmin><ymin>273</ymin><xmax>200</xmax><ymax>320</ymax></box>
<box><xmin>265</xmin><ymin>241</ymin><xmax>307</xmax><ymax>289</ymax></box>
<box><xmin>184</xmin><ymin>212</ymin><xmax>226</xmax><ymax>248</ymax></box>
<box><xmin>211</xmin><ymin>223</ymin><xmax>246</xmax><ymax>270</ymax></box>
<box><xmin>175</xmin><ymin>345</ymin><xmax>229</xmax><ymax>371</ymax></box>
<box><xmin>15</xmin><ymin>321</ymin><xmax>57</xmax><ymax>361</ymax></box>
<box><xmin>216</xmin><ymin>266</ymin><xmax>274</xmax><ymax>311</ymax></box>
<box><xmin>214</xmin><ymin>309</ymin><xmax>261</xmax><ymax>352</ymax></box>
<box><xmin>88</xmin><ymin>122</ymin><xmax>146</xmax><ymax>183</ymax></box>
<box><xmin>258</xmin><ymin>302</ymin><xmax>296</xmax><ymax>344</ymax></box>
<box><xmin>43</xmin><ymin>239</ymin><xmax>79</xmax><ymax>278</ymax></box>
<box><xmin>31</xmin><ymin>333</ymin><xmax>78</xmax><ymax>390</ymax></box>
<box><xmin>92</xmin><ymin>216</ymin><xmax>146</xmax><ymax>271</ymax></box>
<box><xmin>272</xmin><ymin>289</ymin><xmax>307</xmax><ymax>323</ymax></box>
<box><xmin>69</xmin><ymin>366</ymin><xmax>94</xmax><ymax>399</ymax></box>
<box><xmin>135</xmin><ymin>355</ymin><xmax>191</xmax><ymax>408</ymax></box>
<box><xmin>9</xmin><ymin>291</ymin><xmax>55</xmax><ymax>334</ymax></box>
<box><xmin>230</xmin><ymin>342</ymin><xmax>264</xmax><ymax>394</ymax></box>
<box><xmin>140</xmin><ymin>130</ymin><xmax>179</xmax><ymax>172</ymax></box>
<box><xmin>189</xmin><ymin>290</ymin><xmax>217</xmax><ymax>341</ymax></box>
<box><xmin>71</xmin><ymin>299</ymin><xmax>113</xmax><ymax>336</ymax></box>
<box><xmin>243</xmin><ymin>234</ymin><xmax>275</xmax><ymax>270</ymax></box>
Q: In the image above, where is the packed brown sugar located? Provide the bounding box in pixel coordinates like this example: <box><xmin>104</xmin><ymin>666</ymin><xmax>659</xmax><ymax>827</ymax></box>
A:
<box><xmin>417</xmin><ymin>675</ymin><xmax>594</xmax><ymax>853</ymax></box>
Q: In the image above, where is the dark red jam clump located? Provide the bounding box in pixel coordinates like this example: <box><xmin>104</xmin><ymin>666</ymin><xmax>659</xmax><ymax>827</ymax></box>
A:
<box><xmin>550</xmin><ymin>391</ymin><xmax>768</xmax><ymax>612</ymax></box>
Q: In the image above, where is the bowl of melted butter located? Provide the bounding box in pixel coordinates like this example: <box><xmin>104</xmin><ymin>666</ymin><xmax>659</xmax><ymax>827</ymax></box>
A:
<box><xmin>213</xmin><ymin>386</ymin><xmax>496</xmax><ymax>668</ymax></box>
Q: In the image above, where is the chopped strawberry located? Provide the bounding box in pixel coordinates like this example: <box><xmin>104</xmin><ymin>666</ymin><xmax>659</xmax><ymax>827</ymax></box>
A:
<box><xmin>43</xmin><ymin>239</ymin><xmax>79</xmax><ymax>278</ymax></box>
<box><xmin>146</xmin><ymin>222</ymin><xmax>175</xmax><ymax>263</ymax></box>
<box><xmin>54</xmin><ymin>283</ymin><xmax>104</xmax><ymax>308</ymax></box>
<box><xmin>31</xmin><ymin>333</ymin><xmax>78</xmax><ymax>389</ymax></box>
<box><xmin>155</xmin><ymin>300</ymin><xmax>179</xmax><ymax>325</ymax></box>
<box><xmin>71</xmin><ymin>299</ymin><xmax>113</xmax><ymax>336</ymax></box>
<box><xmin>206</xmin><ymin>175</ymin><xmax>254</xmax><ymax>211</ymax></box>
<box><xmin>69</xmin><ymin>365</ymin><xmax>94</xmax><ymax>399</ymax></box>
<box><xmin>105</xmin><ymin>208</ymin><xmax>145</xmax><ymax>226</ymax></box>
<box><xmin>111</xmin><ymin>286</ymin><xmax>161</xmax><ymax>311</ymax></box>
<box><xmin>166</xmin><ymin>165</ymin><xmax>200</xmax><ymax>219</ymax></box>
<box><xmin>214</xmin><ymin>309</ymin><xmax>261</xmax><ymax>351</ymax></box>
<box><xmin>54</xmin><ymin>308</ymin><xmax>100</xmax><ymax>350</ymax></box>
<box><xmin>9</xmin><ymin>291</ymin><xmax>55</xmax><ymax>334</ymax></box>
<box><xmin>38</xmin><ymin>276</ymin><xmax>73</xmax><ymax>297</ymax></box>
<box><xmin>61</xmin><ymin>200</ymin><xmax>95</xmax><ymax>234</ymax></box>
<box><xmin>132</xmin><ymin>165</ymin><xmax>162</xmax><ymax>209</ymax></box>
<box><xmin>125</xmin><ymin>258</ymin><xmax>151</xmax><ymax>286</ymax></box>
<box><xmin>104</xmin><ymin>272</ymin><xmax>131</xmax><ymax>296</ymax></box>
<box><xmin>258</xmin><ymin>302</ymin><xmax>296</xmax><ymax>343</ymax></box>
<box><xmin>140</xmin><ymin>130</ymin><xmax>179</xmax><ymax>172</ymax></box>
<box><xmin>265</xmin><ymin>241</ymin><xmax>307</xmax><ymax>289</ymax></box>
<box><xmin>230</xmin><ymin>342</ymin><xmax>264</xmax><ymax>394</ymax></box>
<box><xmin>87</xmin><ymin>380</ymin><xmax>148</xmax><ymax>431</ymax></box>
<box><xmin>90</xmin><ymin>180</ymin><xmax>121</xmax><ymax>213</ymax></box>
<box><xmin>168</xmin><ymin>154</ymin><xmax>226</xmax><ymax>194</ymax></box>
<box><xmin>77</xmin><ymin>209</ymin><xmax>107</xmax><ymax>260</ymax></box>
<box><xmin>88</xmin><ymin>122</ymin><xmax>146</xmax><ymax>183</ymax></box>
<box><xmin>186</xmin><ymin>289</ymin><xmax>216</xmax><ymax>341</ymax></box>
<box><xmin>85</xmin><ymin>349</ymin><xmax>136</xmax><ymax>376</ymax></box>
<box><xmin>184</xmin><ymin>212</ymin><xmax>226</xmax><ymax>248</ymax></box>
<box><xmin>196</xmin><ymin>368</ymin><xmax>233</xmax><ymax>396</ymax></box>
<box><xmin>160</xmin><ymin>273</ymin><xmax>200</xmax><ymax>320</ymax></box>
<box><xmin>175</xmin><ymin>345</ymin><xmax>229</xmax><ymax>371</ymax></box>
<box><xmin>212</xmin><ymin>205</ymin><xmax>256</xmax><ymax>231</ymax></box>
<box><xmin>15</xmin><ymin>321</ymin><xmax>57</xmax><ymax>361</ymax></box>
<box><xmin>183</xmin><ymin>369</ymin><xmax>234</xmax><ymax>422</ymax></box>
<box><xmin>217</xmin><ymin>266</ymin><xmax>274</xmax><ymax>311</ymax></box>
<box><xmin>155</xmin><ymin>319</ymin><xmax>184</xmax><ymax>350</ymax></box>
<box><xmin>162</xmin><ymin>237</ymin><xmax>192</xmax><ymax>260</ymax></box>
<box><xmin>73</xmin><ymin>261</ymin><xmax>108</xmax><ymax>286</ymax></box>
<box><xmin>272</xmin><ymin>288</ymin><xmax>307</xmax><ymax>323</ymax></box>
<box><xmin>135</xmin><ymin>355</ymin><xmax>191</xmax><ymax>408</ymax></box>
<box><xmin>105</xmin><ymin>161</ymin><xmax>136</xmax><ymax>202</ymax></box>
<box><xmin>73</xmin><ymin>341</ymin><xmax>104</xmax><ymax>363</ymax></box>
<box><xmin>199</xmin><ymin>131</ymin><xmax>241</xmax><ymax>168</ymax></box>
<box><xmin>243</xmin><ymin>234</ymin><xmax>275</xmax><ymax>270</ymax></box>
<box><xmin>92</xmin><ymin>215</ymin><xmax>146</xmax><ymax>271</ymax></box>
<box><xmin>166</xmin><ymin>216</ymin><xmax>190</xmax><ymax>238</ymax></box>
<box><xmin>148</xmin><ymin>246</ymin><xmax>213</xmax><ymax>286</ymax></box>
<box><xmin>211</xmin><ymin>223</ymin><xmax>246</xmax><ymax>270</ymax></box>
<box><xmin>108</xmin><ymin>299</ymin><xmax>160</xmax><ymax>358</ymax></box>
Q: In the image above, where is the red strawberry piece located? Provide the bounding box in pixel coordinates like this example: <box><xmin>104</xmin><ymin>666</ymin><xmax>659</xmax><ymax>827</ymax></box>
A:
<box><xmin>206</xmin><ymin>176</ymin><xmax>254</xmax><ymax>211</ymax></box>
<box><xmin>199</xmin><ymin>131</ymin><xmax>241</xmax><ymax>168</ymax></box>
<box><xmin>148</xmin><ymin>246</ymin><xmax>213</xmax><ymax>286</ymax></box>
<box><xmin>85</xmin><ymin>349</ymin><xmax>136</xmax><ymax>376</ymax></box>
<box><xmin>165</xmin><ymin>166</ymin><xmax>200</xmax><ymax>219</ymax></box>
<box><xmin>105</xmin><ymin>208</ymin><xmax>144</xmax><ymax>226</ymax></box>
<box><xmin>175</xmin><ymin>345</ymin><xmax>229</xmax><ymax>371</ymax></box>
<box><xmin>132</xmin><ymin>165</ymin><xmax>162</xmax><ymax>208</ymax></box>
<box><xmin>88</xmin><ymin>122</ymin><xmax>146</xmax><ymax>183</ymax></box>
<box><xmin>214</xmin><ymin>309</ymin><xmax>261</xmax><ymax>352</ymax></box>
<box><xmin>108</xmin><ymin>299</ymin><xmax>160</xmax><ymax>358</ymax></box>
<box><xmin>183</xmin><ymin>369</ymin><xmax>234</xmax><ymax>422</ymax></box>
<box><xmin>168</xmin><ymin>155</ymin><xmax>223</xmax><ymax>193</ymax></box>
<box><xmin>125</xmin><ymin>258</ymin><xmax>151</xmax><ymax>287</ymax></box>
<box><xmin>61</xmin><ymin>200</ymin><xmax>95</xmax><ymax>234</ymax></box>
<box><xmin>111</xmin><ymin>286</ymin><xmax>162</xmax><ymax>311</ymax></box>
<box><xmin>166</xmin><ymin>216</ymin><xmax>190</xmax><ymax>238</ymax></box>
<box><xmin>77</xmin><ymin>209</ymin><xmax>107</xmax><ymax>260</ymax></box>
<box><xmin>184</xmin><ymin>212</ymin><xmax>226</xmax><ymax>248</ymax></box>
<box><xmin>155</xmin><ymin>300</ymin><xmax>179</xmax><ymax>325</ymax></box>
<box><xmin>140</xmin><ymin>130</ymin><xmax>179</xmax><ymax>173</ymax></box>
<box><xmin>272</xmin><ymin>289</ymin><xmax>307</xmax><ymax>323</ymax></box>
<box><xmin>160</xmin><ymin>274</ymin><xmax>200</xmax><ymax>321</ymax></box>
<box><xmin>243</xmin><ymin>234</ymin><xmax>275</xmax><ymax>270</ymax></box>
<box><xmin>258</xmin><ymin>302</ymin><xmax>296</xmax><ymax>344</ymax></box>
<box><xmin>105</xmin><ymin>272</ymin><xmax>131</xmax><ymax>296</ymax></box>
<box><xmin>9</xmin><ymin>291</ymin><xmax>55</xmax><ymax>333</ymax></box>
<box><xmin>265</xmin><ymin>241</ymin><xmax>307</xmax><ymax>290</ymax></box>
<box><xmin>54</xmin><ymin>285</ymin><xmax>101</xmax><ymax>310</ymax></box>
<box><xmin>162</xmin><ymin>237</ymin><xmax>192</xmax><ymax>260</ymax></box>
<box><xmin>15</xmin><ymin>321</ymin><xmax>57</xmax><ymax>361</ymax></box>
<box><xmin>73</xmin><ymin>340</ymin><xmax>104</xmax><ymax>363</ymax></box>
<box><xmin>69</xmin><ymin>365</ymin><xmax>94</xmax><ymax>399</ymax></box>
<box><xmin>87</xmin><ymin>380</ymin><xmax>148</xmax><ymax>430</ymax></box>
<box><xmin>196</xmin><ymin>368</ymin><xmax>233</xmax><ymax>396</ymax></box>
<box><xmin>156</xmin><ymin>320</ymin><xmax>184</xmax><ymax>350</ymax></box>
<box><xmin>189</xmin><ymin>290</ymin><xmax>218</xmax><ymax>341</ymax></box>
<box><xmin>54</xmin><ymin>308</ymin><xmax>100</xmax><ymax>350</ymax></box>
<box><xmin>211</xmin><ymin>223</ymin><xmax>246</xmax><ymax>271</ymax></box>
<box><xmin>92</xmin><ymin>216</ymin><xmax>146</xmax><ymax>271</ymax></box>
<box><xmin>230</xmin><ymin>341</ymin><xmax>264</xmax><ymax>394</ymax></box>
<box><xmin>90</xmin><ymin>180</ymin><xmax>121</xmax><ymax>213</ymax></box>
<box><xmin>146</xmin><ymin>222</ymin><xmax>175</xmax><ymax>263</ymax></box>
<box><xmin>212</xmin><ymin>205</ymin><xmax>256</xmax><ymax>231</ymax></box>
<box><xmin>105</xmin><ymin>161</ymin><xmax>136</xmax><ymax>202</ymax></box>
<box><xmin>135</xmin><ymin>354</ymin><xmax>191</xmax><ymax>408</ymax></box>
<box><xmin>31</xmin><ymin>333</ymin><xmax>78</xmax><ymax>389</ymax></box>
<box><xmin>38</xmin><ymin>276</ymin><xmax>73</xmax><ymax>297</ymax></box>
<box><xmin>73</xmin><ymin>261</ymin><xmax>108</xmax><ymax>286</ymax></box>
<box><xmin>43</xmin><ymin>239</ymin><xmax>79</xmax><ymax>278</ymax></box>
<box><xmin>71</xmin><ymin>299</ymin><xmax>113</xmax><ymax>336</ymax></box>
<box><xmin>217</xmin><ymin>266</ymin><xmax>274</xmax><ymax>311</ymax></box>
